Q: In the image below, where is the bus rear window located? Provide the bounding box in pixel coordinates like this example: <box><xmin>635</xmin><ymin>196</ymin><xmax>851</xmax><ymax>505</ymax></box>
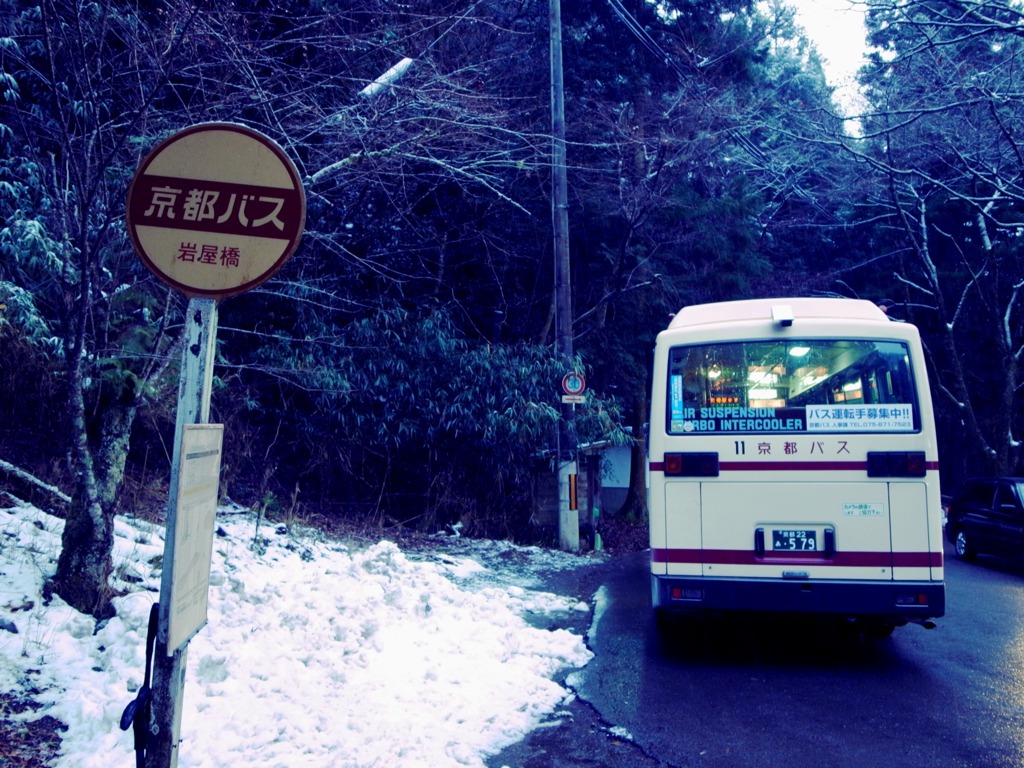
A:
<box><xmin>667</xmin><ymin>339</ymin><xmax>919</xmax><ymax>434</ymax></box>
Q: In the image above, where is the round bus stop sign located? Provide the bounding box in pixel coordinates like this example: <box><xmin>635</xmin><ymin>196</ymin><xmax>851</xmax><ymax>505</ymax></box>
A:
<box><xmin>127</xmin><ymin>123</ymin><xmax>305</xmax><ymax>299</ymax></box>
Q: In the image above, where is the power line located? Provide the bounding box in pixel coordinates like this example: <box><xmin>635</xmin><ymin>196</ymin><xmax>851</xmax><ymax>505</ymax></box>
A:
<box><xmin>605</xmin><ymin>0</ymin><xmax>690</xmax><ymax>80</ymax></box>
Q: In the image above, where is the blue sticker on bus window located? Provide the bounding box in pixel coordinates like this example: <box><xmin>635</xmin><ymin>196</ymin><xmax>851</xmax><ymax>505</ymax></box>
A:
<box><xmin>670</xmin><ymin>375</ymin><xmax>684</xmax><ymax>422</ymax></box>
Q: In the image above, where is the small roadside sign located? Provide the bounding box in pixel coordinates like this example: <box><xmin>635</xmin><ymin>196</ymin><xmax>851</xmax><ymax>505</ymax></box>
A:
<box><xmin>127</xmin><ymin>122</ymin><xmax>305</xmax><ymax>299</ymax></box>
<box><xmin>562</xmin><ymin>394</ymin><xmax>586</xmax><ymax>404</ymax></box>
<box><xmin>562</xmin><ymin>371</ymin><xmax>586</xmax><ymax>396</ymax></box>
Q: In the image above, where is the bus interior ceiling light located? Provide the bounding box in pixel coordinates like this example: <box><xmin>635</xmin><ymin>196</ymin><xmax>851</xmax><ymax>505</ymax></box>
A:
<box><xmin>772</xmin><ymin>305</ymin><xmax>794</xmax><ymax>327</ymax></box>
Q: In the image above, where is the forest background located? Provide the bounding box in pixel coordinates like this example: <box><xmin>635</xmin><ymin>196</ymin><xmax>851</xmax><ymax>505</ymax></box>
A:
<box><xmin>2</xmin><ymin>0</ymin><xmax>1024</xmax><ymax>619</ymax></box>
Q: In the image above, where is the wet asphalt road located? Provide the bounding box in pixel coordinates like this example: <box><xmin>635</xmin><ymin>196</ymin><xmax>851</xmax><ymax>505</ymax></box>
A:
<box><xmin>489</xmin><ymin>543</ymin><xmax>1024</xmax><ymax>768</ymax></box>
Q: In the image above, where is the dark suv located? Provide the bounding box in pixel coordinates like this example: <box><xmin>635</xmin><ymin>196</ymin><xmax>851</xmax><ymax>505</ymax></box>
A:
<box><xmin>945</xmin><ymin>478</ymin><xmax>1024</xmax><ymax>561</ymax></box>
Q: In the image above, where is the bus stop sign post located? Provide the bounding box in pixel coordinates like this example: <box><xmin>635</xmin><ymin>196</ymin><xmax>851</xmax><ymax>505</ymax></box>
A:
<box><xmin>146</xmin><ymin>299</ymin><xmax>218</xmax><ymax>768</ymax></box>
<box><xmin>125</xmin><ymin>123</ymin><xmax>305</xmax><ymax>768</ymax></box>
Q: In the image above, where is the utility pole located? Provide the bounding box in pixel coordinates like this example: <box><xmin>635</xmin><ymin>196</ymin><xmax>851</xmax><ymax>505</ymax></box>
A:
<box><xmin>550</xmin><ymin>0</ymin><xmax>578</xmax><ymax>551</ymax></box>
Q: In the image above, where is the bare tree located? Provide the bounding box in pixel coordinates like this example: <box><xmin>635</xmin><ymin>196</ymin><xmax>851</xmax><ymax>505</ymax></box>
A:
<box><xmin>849</xmin><ymin>0</ymin><xmax>1024</xmax><ymax>476</ymax></box>
<box><xmin>0</xmin><ymin>1</ymin><xmax>216</xmax><ymax>616</ymax></box>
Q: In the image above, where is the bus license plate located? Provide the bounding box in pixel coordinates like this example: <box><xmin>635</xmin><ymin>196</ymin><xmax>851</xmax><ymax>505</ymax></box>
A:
<box><xmin>773</xmin><ymin>529</ymin><xmax>816</xmax><ymax>551</ymax></box>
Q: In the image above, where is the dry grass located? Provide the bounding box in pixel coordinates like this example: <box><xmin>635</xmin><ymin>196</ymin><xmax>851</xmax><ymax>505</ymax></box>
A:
<box><xmin>0</xmin><ymin>690</ymin><xmax>65</xmax><ymax>767</ymax></box>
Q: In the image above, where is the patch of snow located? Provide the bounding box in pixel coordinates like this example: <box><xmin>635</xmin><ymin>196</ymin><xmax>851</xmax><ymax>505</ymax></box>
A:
<box><xmin>0</xmin><ymin>500</ymin><xmax>595</xmax><ymax>768</ymax></box>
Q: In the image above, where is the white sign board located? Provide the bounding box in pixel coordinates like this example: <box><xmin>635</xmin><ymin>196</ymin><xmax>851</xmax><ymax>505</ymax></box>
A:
<box><xmin>167</xmin><ymin>424</ymin><xmax>224</xmax><ymax>654</ymax></box>
<box><xmin>806</xmin><ymin>404</ymin><xmax>915</xmax><ymax>432</ymax></box>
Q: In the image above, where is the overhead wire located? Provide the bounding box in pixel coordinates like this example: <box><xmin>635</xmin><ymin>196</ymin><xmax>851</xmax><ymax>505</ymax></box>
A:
<box><xmin>601</xmin><ymin>0</ymin><xmax>822</xmax><ymax>208</ymax></box>
<box><xmin>605</xmin><ymin>0</ymin><xmax>691</xmax><ymax>81</ymax></box>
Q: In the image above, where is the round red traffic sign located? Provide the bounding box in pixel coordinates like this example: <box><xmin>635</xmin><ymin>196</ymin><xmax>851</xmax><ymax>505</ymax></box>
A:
<box><xmin>127</xmin><ymin>123</ymin><xmax>305</xmax><ymax>299</ymax></box>
<box><xmin>562</xmin><ymin>371</ymin><xmax>586</xmax><ymax>396</ymax></box>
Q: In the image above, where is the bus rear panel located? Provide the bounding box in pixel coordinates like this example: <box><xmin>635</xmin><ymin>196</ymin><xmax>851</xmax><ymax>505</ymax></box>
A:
<box><xmin>648</xmin><ymin>298</ymin><xmax>945</xmax><ymax>630</ymax></box>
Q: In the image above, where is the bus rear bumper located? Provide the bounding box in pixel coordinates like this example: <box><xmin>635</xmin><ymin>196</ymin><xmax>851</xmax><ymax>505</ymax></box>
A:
<box><xmin>651</xmin><ymin>574</ymin><xmax>945</xmax><ymax>622</ymax></box>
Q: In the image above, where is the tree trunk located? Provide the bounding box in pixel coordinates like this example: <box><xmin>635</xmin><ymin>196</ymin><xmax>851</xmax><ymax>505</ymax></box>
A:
<box><xmin>47</xmin><ymin>377</ymin><xmax>117</xmax><ymax>619</ymax></box>
<box><xmin>618</xmin><ymin>389</ymin><xmax>649</xmax><ymax>521</ymax></box>
<box><xmin>46</xmin><ymin>311</ymin><xmax>141</xmax><ymax>619</ymax></box>
<box><xmin>49</xmin><ymin>490</ymin><xmax>116</xmax><ymax>620</ymax></box>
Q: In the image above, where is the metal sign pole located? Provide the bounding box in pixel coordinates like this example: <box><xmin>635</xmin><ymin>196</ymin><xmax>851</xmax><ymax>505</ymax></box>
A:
<box><xmin>146</xmin><ymin>297</ymin><xmax>218</xmax><ymax>768</ymax></box>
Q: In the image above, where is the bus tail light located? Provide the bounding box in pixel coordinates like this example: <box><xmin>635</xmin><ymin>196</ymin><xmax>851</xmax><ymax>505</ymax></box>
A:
<box><xmin>867</xmin><ymin>451</ymin><xmax>927</xmax><ymax>478</ymax></box>
<box><xmin>896</xmin><ymin>592</ymin><xmax>930</xmax><ymax>606</ymax></box>
<box><xmin>664</xmin><ymin>452</ymin><xmax>719</xmax><ymax>477</ymax></box>
<box><xmin>670</xmin><ymin>586</ymin><xmax>704</xmax><ymax>601</ymax></box>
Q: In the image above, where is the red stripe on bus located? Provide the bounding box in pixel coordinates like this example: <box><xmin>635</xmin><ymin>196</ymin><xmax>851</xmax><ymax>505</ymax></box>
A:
<box><xmin>648</xmin><ymin>461</ymin><xmax>940</xmax><ymax>472</ymax></box>
<box><xmin>651</xmin><ymin>548</ymin><xmax>942</xmax><ymax>568</ymax></box>
<box><xmin>893</xmin><ymin>551</ymin><xmax>943</xmax><ymax>567</ymax></box>
<box><xmin>724</xmin><ymin>461</ymin><xmax>867</xmax><ymax>471</ymax></box>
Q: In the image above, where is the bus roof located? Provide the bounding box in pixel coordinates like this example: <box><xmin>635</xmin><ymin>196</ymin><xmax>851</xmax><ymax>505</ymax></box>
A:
<box><xmin>667</xmin><ymin>297</ymin><xmax>890</xmax><ymax>331</ymax></box>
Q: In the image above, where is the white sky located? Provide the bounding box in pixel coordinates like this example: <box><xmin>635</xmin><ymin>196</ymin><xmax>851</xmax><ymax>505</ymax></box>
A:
<box><xmin>0</xmin><ymin>501</ymin><xmax>597</xmax><ymax>768</ymax></box>
<box><xmin>790</xmin><ymin>0</ymin><xmax>870</xmax><ymax>110</ymax></box>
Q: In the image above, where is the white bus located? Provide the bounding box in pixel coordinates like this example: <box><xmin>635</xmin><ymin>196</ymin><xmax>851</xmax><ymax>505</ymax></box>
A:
<box><xmin>648</xmin><ymin>298</ymin><xmax>944</xmax><ymax>634</ymax></box>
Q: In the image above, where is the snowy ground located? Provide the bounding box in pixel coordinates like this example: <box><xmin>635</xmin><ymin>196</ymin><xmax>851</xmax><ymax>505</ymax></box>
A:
<box><xmin>0</xmin><ymin>498</ymin><xmax>600</xmax><ymax>768</ymax></box>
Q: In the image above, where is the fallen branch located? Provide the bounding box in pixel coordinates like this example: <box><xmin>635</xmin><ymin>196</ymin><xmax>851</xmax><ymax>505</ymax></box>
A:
<box><xmin>0</xmin><ymin>458</ymin><xmax>71</xmax><ymax>515</ymax></box>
